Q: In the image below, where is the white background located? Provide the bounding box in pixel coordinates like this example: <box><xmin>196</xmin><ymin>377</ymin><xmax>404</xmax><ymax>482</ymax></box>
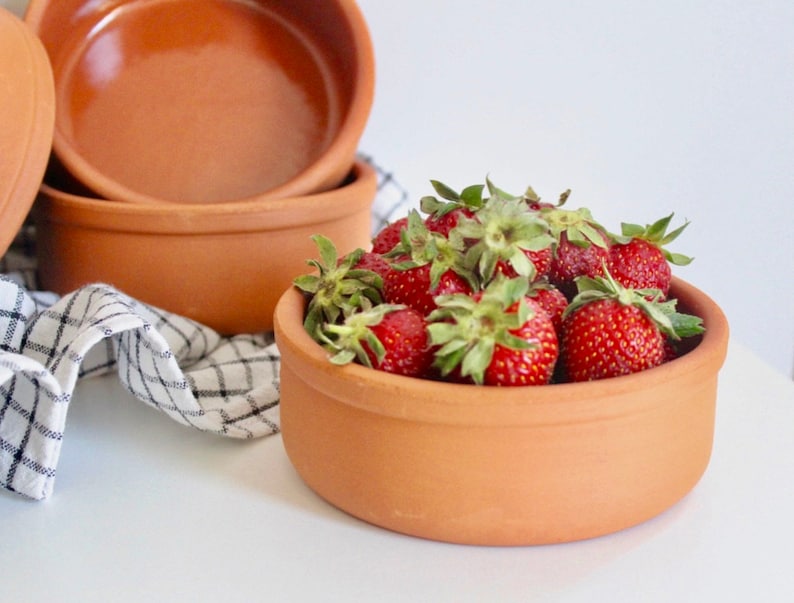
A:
<box><xmin>4</xmin><ymin>0</ymin><xmax>793</xmax><ymax>378</ymax></box>
<box><xmin>355</xmin><ymin>0</ymin><xmax>794</xmax><ymax>378</ymax></box>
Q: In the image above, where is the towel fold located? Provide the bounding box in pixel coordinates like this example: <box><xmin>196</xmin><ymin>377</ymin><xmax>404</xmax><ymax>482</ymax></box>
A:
<box><xmin>1</xmin><ymin>158</ymin><xmax>412</xmax><ymax>500</ymax></box>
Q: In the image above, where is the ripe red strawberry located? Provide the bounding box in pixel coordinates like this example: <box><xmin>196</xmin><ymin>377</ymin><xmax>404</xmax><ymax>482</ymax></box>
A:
<box><xmin>526</xmin><ymin>281</ymin><xmax>568</xmax><ymax>337</ymax></box>
<box><xmin>541</xmin><ymin>202</ymin><xmax>611</xmax><ymax>299</ymax></box>
<box><xmin>382</xmin><ymin>210</ymin><xmax>475</xmax><ymax>314</ymax></box>
<box><xmin>371</xmin><ymin>216</ymin><xmax>408</xmax><ymax>254</ymax></box>
<box><xmin>428</xmin><ymin>276</ymin><xmax>559</xmax><ymax>386</ymax></box>
<box><xmin>663</xmin><ymin>337</ymin><xmax>679</xmax><ymax>363</ymax></box>
<box><xmin>322</xmin><ymin>304</ymin><xmax>433</xmax><ymax>377</ymax></box>
<box><xmin>350</xmin><ymin>250</ymin><xmax>392</xmax><ymax>282</ymax></box>
<box><xmin>558</xmin><ymin>271</ymin><xmax>703</xmax><ymax>382</ymax></box>
<box><xmin>425</xmin><ymin>207</ymin><xmax>477</xmax><ymax>237</ymax></box>
<box><xmin>561</xmin><ymin>297</ymin><xmax>665</xmax><ymax>381</ymax></box>
<box><xmin>420</xmin><ymin>179</ymin><xmax>485</xmax><ymax>236</ymax></box>
<box><xmin>384</xmin><ymin>261</ymin><xmax>473</xmax><ymax>315</ymax></box>
<box><xmin>548</xmin><ymin>229</ymin><xmax>611</xmax><ymax>298</ymax></box>
<box><xmin>608</xmin><ymin>214</ymin><xmax>692</xmax><ymax>299</ymax></box>
<box><xmin>454</xmin><ymin>195</ymin><xmax>554</xmax><ymax>284</ymax></box>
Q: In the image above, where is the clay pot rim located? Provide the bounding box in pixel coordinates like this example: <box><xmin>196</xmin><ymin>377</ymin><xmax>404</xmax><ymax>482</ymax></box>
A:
<box><xmin>25</xmin><ymin>0</ymin><xmax>375</xmax><ymax>206</ymax></box>
<box><xmin>274</xmin><ymin>276</ymin><xmax>730</xmax><ymax>427</ymax></box>
<box><xmin>36</xmin><ymin>160</ymin><xmax>377</xmax><ymax>235</ymax></box>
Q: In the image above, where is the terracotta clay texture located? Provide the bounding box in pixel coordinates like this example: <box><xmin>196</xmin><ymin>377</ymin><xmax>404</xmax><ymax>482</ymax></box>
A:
<box><xmin>274</xmin><ymin>278</ymin><xmax>730</xmax><ymax>546</ymax></box>
<box><xmin>25</xmin><ymin>0</ymin><xmax>374</xmax><ymax>205</ymax></box>
<box><xmin>34</xmin><ymin>160</ymin><xmax>377</xmax><ymax>334</ymax></box>
<box><xmin>0</xmin><ymin>7</ymin><xmax>54</xmax><ymax>256</ymax></box>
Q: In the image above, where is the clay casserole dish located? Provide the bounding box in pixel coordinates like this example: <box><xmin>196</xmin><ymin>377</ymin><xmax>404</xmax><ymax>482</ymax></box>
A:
<box><xmin>35</xmin><ymin>160</ymin><xmax>377</xmax><ymax>334</ymax></box>
<box><xmin>274</xmin><ymin>276</ymin><xmax>729</xmax><ymax>546</ymax></box>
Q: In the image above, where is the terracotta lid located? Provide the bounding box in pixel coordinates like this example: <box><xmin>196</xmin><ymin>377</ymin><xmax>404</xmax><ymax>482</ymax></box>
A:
<box><xmin>0</xmin><ymin>7</ymin><xmax>55</xmax><ymax>257</ymax></box>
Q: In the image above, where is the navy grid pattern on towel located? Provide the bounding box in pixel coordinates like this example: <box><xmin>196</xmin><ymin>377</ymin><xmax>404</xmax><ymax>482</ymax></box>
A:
<box><xmin>0</xmin><ymin>158</ymin><xmax>413</xmax><ymax>501</ymax></box>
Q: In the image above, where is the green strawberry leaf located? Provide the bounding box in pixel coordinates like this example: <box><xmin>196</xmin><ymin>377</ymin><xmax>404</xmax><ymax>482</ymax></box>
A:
<box><xmin>460</xmin><ymin>183</ymin><xmax>486</xmax><ymax>207</ymax></box>
<box><xmin>485</xmin><ymin>177</ymin><xmax>519</xmax><ymax>201</ymax></box>
<box><xmin>645</xmin><ymin>213</ymin><xmax>674</xmax><ymax>240</ymax></box>
<box><xmin>668</xmin><ymin>311</ymin><xmax>706</xmax><ymax>338</ymax></box>
<box><xmin>430</xmin><ymin>179</ymin><xmax>461</xmax><ymax>201</ymax></box>
<box><xmin>665</xmin><ymin>251</ymin><xmax>694</xmax><ymax>266</ymax></box>
<box><xmin>328</xmin><ymin>349</ymin><xmax>358</xmax><ymax>366</ymax></box>
<box><xmin>460</xmin><ymin>339</ymin><xmax>495</xmax><ymax>385</ymax></box>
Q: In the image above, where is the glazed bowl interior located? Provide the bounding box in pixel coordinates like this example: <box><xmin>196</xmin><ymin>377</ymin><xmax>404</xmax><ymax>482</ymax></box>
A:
<box><xmin>25</xmin><ymin>0</ymin><xmax>374</xmax><ymax>205</ymax></box>
<box><xmin>274</xmin><ymin>277</ymin><xmax>730</xmax><ymax>545</ymax></box>
<box><xmin>34</xmin><ymin>160</ymin><xmax>377</xmax><ymax>334</ymax></box>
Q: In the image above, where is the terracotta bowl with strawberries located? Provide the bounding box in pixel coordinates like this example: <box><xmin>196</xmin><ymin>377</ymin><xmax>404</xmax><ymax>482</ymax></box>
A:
<box><xmin>274</xmin><ymin>276</ymin><xmax>728</xmax><ymax>545</ymax></box>
<box><xmin>273</xmin><ymin>177</ymin><xmax>729</xmax><ymax>546</ymax></box>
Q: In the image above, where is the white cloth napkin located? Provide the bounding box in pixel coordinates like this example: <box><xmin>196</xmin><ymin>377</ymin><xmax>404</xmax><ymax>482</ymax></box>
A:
<box><xmin>0</xmin><ymin>158</ymin><xmax>412</xmax><ymax>501</ymax></box>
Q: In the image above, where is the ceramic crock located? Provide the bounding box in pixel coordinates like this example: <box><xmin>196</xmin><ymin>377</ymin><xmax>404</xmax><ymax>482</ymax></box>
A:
<box><xmin>274</xmin><ymin>277</ymin><xmax>729</xmax><ymax>545</ymax></box>
<box><xmin>34</xmin><ymin>160</ymin><xmax>377</xmax><ymax>334</ymax></box>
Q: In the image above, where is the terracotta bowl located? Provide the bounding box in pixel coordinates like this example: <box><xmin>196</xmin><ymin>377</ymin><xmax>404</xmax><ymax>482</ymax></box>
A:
<box><xmin>274</xmin><ymin>277</ymin><xmax>730</xmax><ymax>546</ymax></box>
<box><xmin>24</xmin><ymin>0</ymin><xmax>374</xmax><ymax>205</ymax></box>
<box><xmin>33</xmin><ymin>160</ymin><xmax>377</xmax><ymax>334</ymax></box>
<box><xmin>0</xmin><ymin>7</ymin><xmax>54</xmax><ymax>257</ymax></box>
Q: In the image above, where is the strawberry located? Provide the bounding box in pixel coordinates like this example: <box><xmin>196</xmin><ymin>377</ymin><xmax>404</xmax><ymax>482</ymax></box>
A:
<box><xmin>428</xmin><ymin>276</ymin><xmax>559</xmax><ymax>386</ymax></box>
<box><xmin>350</xmin><ymin>250</ymin><xmax>392</xmax><ymax>282</ymax></box>
<box><xmin>526</xmin><ymin>280</ymin><xmax>568</xmax><ymax>337</ymax></box>
<box><xmin>420</xmin><ymin>179</ymin><xmax>485</xmax><ymax>236</ymax></box>
<box><xmin>385</xmin><ymin>262</ymin><xmax>473</xmax><ymax>316</ymax></box>
<box><xmin>608</xmin><ymin>213</ymin><xmax>692</xmax><ymax>299</ymax></box>
<box><xmin>454</xmin><ymin>194</ymin><xmax>554</xmax><ymax>284</ymax></box>
<box><xmin>293</xmin><ymin>235</ymin><xmax>383</xmax><ymax>339</ymax></box>
<box><xmin>559</xmin><ymin>271</ymin><xmax>704</xmax><ymax>382</ymax></box>
<box><xmin>371</xmin><ymin>216</ymin><xmax>409</xmax><ymax>254</ymax></box>
<box><xmin>322</xmin><ymin>304</ymin><xmax>433</xmax><ymax>377</ymax></box>
<box><xmin>482</xmin><ymin>177</ymin><xmax>569</xmax><ymax>212</ymax></box>
<box><xmin>524</xmin><ymin>185</ymin><xmax>571</xmax><ymax>212</ymax></box>
<box><xmin>542</xmin><ymin>203</ymin><xmax>611</xmax><ymax>299</ymax></box>
<box><xmin>383</xmin><ymin>210</ymin><xmax>475</xmax><ymax>314</ymax></box>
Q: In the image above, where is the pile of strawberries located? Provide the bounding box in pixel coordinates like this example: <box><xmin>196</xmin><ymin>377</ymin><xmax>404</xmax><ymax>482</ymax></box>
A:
<box><xmin>293</xmin><ymin>179</ymin><xmax>704</xmax><ymax>386</ymax></box>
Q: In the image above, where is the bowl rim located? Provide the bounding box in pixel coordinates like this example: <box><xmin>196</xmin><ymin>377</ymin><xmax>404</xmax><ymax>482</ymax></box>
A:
<box><xmin>36</xmin><ymin>159</ymin><xmax>377</xmax><ymax>234</ymax></box>
<box><xmin>25</xmin><ymin>0</ymin><xmax>375</xmax><ymax>206</ymax></box>
<box><xmin>274</xmin><ymin>276</ymin><xmax>730</xmax><ymax>427</ymax></box>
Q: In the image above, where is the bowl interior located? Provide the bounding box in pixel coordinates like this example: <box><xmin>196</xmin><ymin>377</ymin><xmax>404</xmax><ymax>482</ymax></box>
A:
<box><xmin>26</xmin><ymin>0</ymin><xmax>372</xmax><ymax>205</ymax></box>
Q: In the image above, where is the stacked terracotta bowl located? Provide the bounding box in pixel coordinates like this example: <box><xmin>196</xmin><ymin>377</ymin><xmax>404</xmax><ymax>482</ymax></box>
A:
<box><xmin>21</xmin><ymin>0</ymin><xmax>377</xmax><ymax>333</ymax></box>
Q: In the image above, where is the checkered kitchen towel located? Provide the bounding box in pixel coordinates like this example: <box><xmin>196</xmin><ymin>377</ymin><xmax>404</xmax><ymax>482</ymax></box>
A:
<box><xmin>0</xmin><ymin>158</ymin><xmax>413</xmax><ymax>501</ymax></box>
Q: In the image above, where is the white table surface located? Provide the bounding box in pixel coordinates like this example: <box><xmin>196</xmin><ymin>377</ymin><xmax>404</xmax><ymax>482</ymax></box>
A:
<box><xmin>2</xmin><ymin>339</ymin><xmax>793</xmax><ymax>602</ymax></box>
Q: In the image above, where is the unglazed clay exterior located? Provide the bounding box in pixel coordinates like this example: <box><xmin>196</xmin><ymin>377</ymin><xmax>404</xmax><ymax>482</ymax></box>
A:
<box><xmin>274</xmin><ymin>278</ymin><xmax>729</xmax><ymax>546</ymax></box>
<box><xmin>34</xmin><ymin>161</ymin><xmax>377</xmax><ymax>334</ymax></box>
<box><xmin>0</xmin><ymin>8</ymin><xmax>54</xmax><ymax>256</ymax></box>
<box><xmin>25</xmin><ymin>0</ymin><xmax>374</xmax><ymax>205</ymax></box>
